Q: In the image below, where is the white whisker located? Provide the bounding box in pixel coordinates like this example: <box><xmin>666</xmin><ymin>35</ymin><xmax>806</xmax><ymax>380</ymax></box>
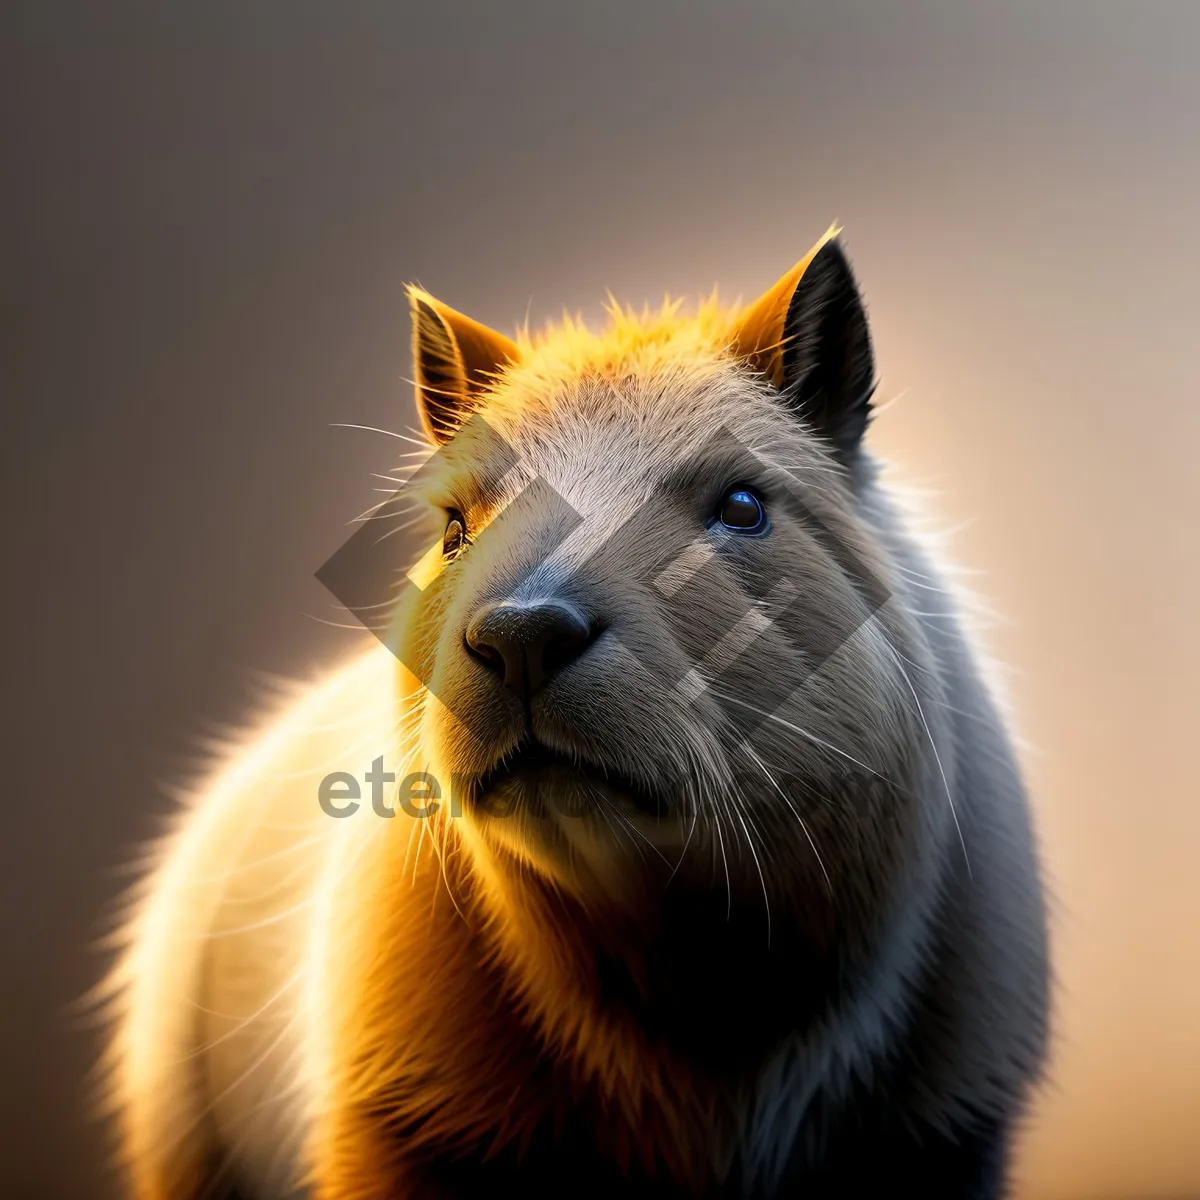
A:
<box><xmin>741</xmin><ymin>741</ymin><xmax>832</xmax><ymax>896</ymax></box>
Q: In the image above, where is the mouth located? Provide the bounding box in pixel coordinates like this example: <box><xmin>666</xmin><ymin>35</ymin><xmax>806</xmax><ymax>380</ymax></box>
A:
<box><xmin>473</xmin><ymin>737</ymin><xmax>666</xmax><ymax>818</ymax></box>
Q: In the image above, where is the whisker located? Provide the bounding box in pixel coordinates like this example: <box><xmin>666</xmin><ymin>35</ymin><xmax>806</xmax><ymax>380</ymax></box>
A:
<box><xmin>666</xmin><ymin>803</ymin><xmax>700</xmax><ymax>887</ymax></box>
<box><xmin>712</xmin><ymin>811</ymin><xmax>732</xmax><ymax>921</ymax></box>
<box><xmin>710</xmin><ymin>688</ymin><xmax>895</xmax><ymax>786</ymax></box>
<box><xmin>883</xmin><ymin>642</ymin><xmax>971</xmax><ymax>878</ymax></box>
<box><xmin>741</xmin><ymin>741</ymin><xmax>832</xmax><ymax>896</ymax></box>
<box><xmin>330</xmin><ymin>422</ymin><xmax>427</xmax><ymax>449</ymax></box>
<box><xmin>728</xmin><ymin>799</ymin><xmax>771</xmax><ymax>947</ymax></box>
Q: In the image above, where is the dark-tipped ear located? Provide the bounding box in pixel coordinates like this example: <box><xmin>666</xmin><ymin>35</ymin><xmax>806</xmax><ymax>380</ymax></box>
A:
<box><xmin>407</xmin><ymin>286</ymin><xmax>519</xmax><ymax>445</ymax></box>
<box><xmin>732</xmin><ymin>225</ymin><xmax>876</xmax><ymax>459</ymax></box>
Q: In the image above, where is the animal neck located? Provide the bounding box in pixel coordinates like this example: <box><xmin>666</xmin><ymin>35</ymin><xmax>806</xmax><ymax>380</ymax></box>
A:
<box><xmin>469</xmin><ymin>846</ymin><xmax>847</xmax><ymax>1089</ymax></box>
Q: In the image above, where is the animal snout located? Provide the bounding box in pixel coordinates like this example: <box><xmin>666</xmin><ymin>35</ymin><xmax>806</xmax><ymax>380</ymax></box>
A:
<box><xmin>465</xmin><ymin>600</ymin><xmax>595</xmax><ymax>703</ymax></box>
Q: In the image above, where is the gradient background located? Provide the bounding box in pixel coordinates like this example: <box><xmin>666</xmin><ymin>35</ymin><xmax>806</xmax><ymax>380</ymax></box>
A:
<box><xmin>4</xmin><ymin>3</ymin><xmax>1198</xmax><ymax>1197</ymax></box>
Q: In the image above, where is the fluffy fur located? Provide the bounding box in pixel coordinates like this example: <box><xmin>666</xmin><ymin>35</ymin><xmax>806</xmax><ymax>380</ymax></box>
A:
<box><xmin>96</xmin><ymin>228</ymin><xmax>1050</xmax><ymax>1199</ymax></box>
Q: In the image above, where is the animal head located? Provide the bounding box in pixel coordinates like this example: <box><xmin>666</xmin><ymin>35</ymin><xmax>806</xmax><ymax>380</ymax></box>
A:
<box><xmin>387</xmin><ymin>227</ymin><xmax>950</xmax><ymax>950</ymax></box>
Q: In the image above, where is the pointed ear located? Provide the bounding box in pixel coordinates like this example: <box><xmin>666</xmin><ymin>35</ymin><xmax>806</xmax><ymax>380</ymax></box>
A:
<box><xmin>406</xmin><ymin>286</ymin><xmax>519</xmax><ymax>445</ymax></box>
<box><xmin>731</xmin><ymin>224</ymin><xmax>876</xmax><ymax>458</ymax></box>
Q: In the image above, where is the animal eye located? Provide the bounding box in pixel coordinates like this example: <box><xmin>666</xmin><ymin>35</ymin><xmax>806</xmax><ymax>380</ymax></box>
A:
<box><xmin>443</xmin><ymin>510</ymin><xmax>468</xmax><ymax>559</ymax></box>
<box><xmin>715</xmin><ymin>488</ymin><xmax>767</xmax><ymax>534</ymax></box>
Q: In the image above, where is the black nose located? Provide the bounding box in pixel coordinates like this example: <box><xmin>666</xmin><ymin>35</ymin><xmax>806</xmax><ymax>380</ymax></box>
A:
<box><xmin>465</xmin><ymin>600</ymin><xmax>593</xmax><ymax>702</ymax></box>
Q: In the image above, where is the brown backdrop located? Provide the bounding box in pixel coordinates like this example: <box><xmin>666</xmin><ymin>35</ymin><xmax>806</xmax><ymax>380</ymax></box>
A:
<box><xmin>4</xmin><ymin>3</ymin><xmax>1198</xmax><ymax>1197</ymax></box>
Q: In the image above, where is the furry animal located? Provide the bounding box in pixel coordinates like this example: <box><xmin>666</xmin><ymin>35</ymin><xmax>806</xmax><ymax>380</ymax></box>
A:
<box><xmin>97</xmin><ymin>224</ymin><xmax>1050</xmax><ymax>1199</ymax></box>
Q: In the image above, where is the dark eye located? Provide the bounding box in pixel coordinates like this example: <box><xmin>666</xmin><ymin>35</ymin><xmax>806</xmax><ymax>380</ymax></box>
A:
<box><xmin>443</xmin><ymin>510</ymin><xmax>468</xmax><ymax>559</ymax></box>
<box><xmin>714</xmin><ymin>487</ymin><xmax>767</xmax><ymax>534</ymax></box>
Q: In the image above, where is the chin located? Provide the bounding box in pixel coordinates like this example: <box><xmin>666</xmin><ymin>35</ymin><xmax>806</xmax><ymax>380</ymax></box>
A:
<box><xmin>459</xmin><ymin>745</ymin><xmax>692</xmax><ymax>903</ymax></box>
